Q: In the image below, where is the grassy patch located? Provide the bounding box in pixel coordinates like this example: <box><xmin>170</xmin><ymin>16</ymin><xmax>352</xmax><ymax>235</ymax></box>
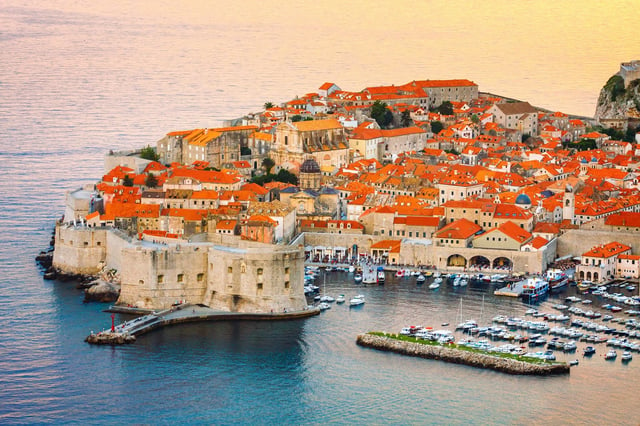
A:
<box><xmin>367</xmin><ymin>331</ymin><xmax>565</xmax><ymax>366</ymax></box>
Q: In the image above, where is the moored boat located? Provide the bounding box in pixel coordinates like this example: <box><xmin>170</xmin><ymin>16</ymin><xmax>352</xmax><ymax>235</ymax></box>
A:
<box><xmin>546</xmin><ymin>268</ymin><xmax>569</xmax><ymax>293</ymax></box>
<box><xmin>416</xmin><ymin>274</ymin><xmax>426</xmax><ymax>284</ymax></box>
<box><xmin>605</xmin><ymin>349</ymin><xmax>617</xmax><ymax>360</ymax></box>
<box><xmin>349</xmin><ymin>294</ymin><xmax>365</xmax><ymax>306</ymax></box>
<box><xmin>336</xmin><ymin>294</ymin><xmax>345</xmax><ymax>304</ymax></box>
<box><xmin>354</xmin><ymin>273</ymin><xmax>363</xmax><ymax>283</ymax></box>
<box><xmin>428</xmin><ymin>281</ymin><xmax>440</xmax><ymax>290</ymax></box>
<box><xmin>520</xmin><ymin>277</ymin><xmax>549</xmax><ymax>301</ymax></box>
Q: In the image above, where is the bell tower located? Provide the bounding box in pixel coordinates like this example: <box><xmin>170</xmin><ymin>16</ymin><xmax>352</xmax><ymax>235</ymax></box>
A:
<box><xmin>562</xmin><ymin>184</ymin><xmax>575</xmax><ymax>224</ymax></box>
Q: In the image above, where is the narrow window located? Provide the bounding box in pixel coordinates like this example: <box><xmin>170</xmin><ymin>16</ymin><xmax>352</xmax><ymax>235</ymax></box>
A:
<box><xmin>177</xmin><ymin>274</ymin><xmax>184</xmax><ymax>283</ymax></box>
<box><xmin>158</xmin><ymin>275</ymin><xmax>164</xmax><ymax>283</ymax></box>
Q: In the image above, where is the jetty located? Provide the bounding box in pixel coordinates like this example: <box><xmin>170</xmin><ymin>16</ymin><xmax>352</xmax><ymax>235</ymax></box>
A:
<box><xmin>86</xmin><ymin>303</ymin><xmax>320</xmax><ymax>345</ymax></box>
<box><xmin>494</xmin><ymin>279</ymin><xmax>527</xmax><ymax>297</ymax></box>
<box><xmin>356</xmin><ymin>333</ymin><xmax>570</xmax><ymax>376</ymax></box>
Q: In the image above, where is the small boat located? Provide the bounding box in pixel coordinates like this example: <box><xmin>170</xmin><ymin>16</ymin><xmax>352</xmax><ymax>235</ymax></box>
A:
<box><xmin>569</xmin><ymin>359</ymin><xmax>579</xmax><ymax>366</ymax></box>
<box><xmin>377</xmin><ymin>271</ymin><xmax>385</xmax><ymax>283</ymax></box>
<box><xmin>395</xmin><ymin>270</ymin><xmax>404</xmax><ymax>278</ymax></box>
<box><xmin>336</xmin><ymin>294</ymin><xmax>345</xmax><ymax>304</ymax></box>
<box><xmin>318</xmin><ymin>302</ymin><xmax>331</xmax><ymax>311</ymax></box>
<box><xmin>354</xmin><ymin>274</ymin><xmax>363</xmax><ymax>283</ymax></box>
<box><xmin>605</xmin><ymin>350</ymin><xmax>617</xmax><ymax>360</ymax></box>
<box><xmin>348</xmin><ymin>265</ymin><xmax>355</xmax><ymax>273</ymax></box>
<box><xmin>416</xmin><ymin>274</ymin><xmax>426</xmax><ymax>284</ymax></box>
<box><xmin>622</xmin><ymin>351</ymin><xmax>633</xmax><ymax>362</ymax></box>
<box><xmin>424</xmin><ymin>271</ymin><xmax>433</xmax><ymax>277</ymax></box>
<box><xmin>583</xmin><ymin>346</ymin><xmax>596</xmax><ymax>356</ymax></box>
<box><xmin>428</xmin><ymin>282</ymin><xmax>440</xmax><ymax>290</ymax></box>
<box><xmin>349</xmin><ymin>294</ymin><xmax>365</xmax><ymax>306</ymax></box>
<box><xmin>320</xmin><ymin>295</ymin><xmax>335</xmax><ymax>303</ymax></box>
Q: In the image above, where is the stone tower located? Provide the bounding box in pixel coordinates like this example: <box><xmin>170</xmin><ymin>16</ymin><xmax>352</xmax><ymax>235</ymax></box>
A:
<box><xmin>562</xmin><ymin>184</ymin><xmax>575</xmax><ymax>224</ymax></box>
<box><xmin>299</xmin><ymin>157</ymin><xmax>322</xmax><ymax>191</ymax></box>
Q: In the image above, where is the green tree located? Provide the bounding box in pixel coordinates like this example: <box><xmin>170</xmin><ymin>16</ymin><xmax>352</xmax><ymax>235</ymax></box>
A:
<box><xmin>436</xmin><ymin>101</ymin><xmax>453</xmax><ymax>115</ymax></box>
<box><xmin>140</xmin><ymin>146</ymin><xmax>159</xmax><ymax>161</ymax></box>
<box><xmin>122</xmin><ymin>174</ymin><xmax>134</xmax><ymax>187</ymax></box>
<box><xmin>264</xmin><ymin>101</ymin><xmax>275</xmax><ymax>110</ymax></box>
<box><xmin>604</xmin><ymin>75</ymin><xmax>625</xmax><ymax>102</ymax></box>
<box><xmin>291</xmin><ymin>115</ymin><xmax>302</xmax><ymax>122</ymax></box>
<box><xmin>400</xmin><ymin>110</ymin><xmax>413</xmax><ymax>127</ymax></box>
<box><xmin>145</xmin><ymin>174</ymin><xmax>158</xmax><ymax>188</ymax></box>
<box><xmin>371</xmin><ymin>100</ymin><xmax>393</xmax><ymax>128</ymax></box>
<box><xmin>471</xmin><ymin>114</ymin><xmax>480</xmax><ymax>124</ymax></box>
<box><xmin>262</xmin><ymin>157</ymin><xmax>275</xmax><ymax>174</ymax></box>
<box><xmin>276</xmin><ymin>169</ymin><xmax>298</xmax><ymax>185</ymax></box>
<box><xmin>431</xmin><ymin>121</ymin><xmax>444</xmax><ymax>134</ymax></box>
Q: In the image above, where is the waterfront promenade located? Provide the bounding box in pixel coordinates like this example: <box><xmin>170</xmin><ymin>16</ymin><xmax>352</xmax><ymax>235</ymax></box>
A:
<box><xmin>87</xmin><ymin>303</ymin><xmax>320</xmax><ymax>344</ymax></box>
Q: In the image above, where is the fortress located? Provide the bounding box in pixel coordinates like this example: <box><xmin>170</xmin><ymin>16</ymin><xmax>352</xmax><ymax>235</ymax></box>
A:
<box><xmin>620</xmin><ymin>60</ymin><xmax>640</xmax><ymax>88</ymax></box>
<box><xmin>53</xmin><ymin>224</ymin><xmax>307</xmax><ymax>312</ymax></box>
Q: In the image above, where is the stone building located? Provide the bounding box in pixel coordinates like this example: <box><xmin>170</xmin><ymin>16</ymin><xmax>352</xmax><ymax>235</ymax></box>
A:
<box><xmin>488</xmin><ymin>102</ymin><xmax>539</xmax><ymax>137</ymax></box>
<box><xmin>299</xmin><ymin>158</ymin><xmax>322</xmax><ymax>191</ymax></box>
<box><xmin>271</xmin><ymin>119</ymin><xmax>349</xmax><ymax>173</ymax></box>
<box><xmin>156</xmin><ymin>126</ymin><xmax>257</xmax><ymax>168</ymax></box>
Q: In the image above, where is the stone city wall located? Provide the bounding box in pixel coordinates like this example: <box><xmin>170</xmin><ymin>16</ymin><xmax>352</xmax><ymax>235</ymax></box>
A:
<box><xmin>557</xmin><ymin>229</ymin><xmax>640</xmax><ymax>258</ymax></box>
<box><xmin>53</xmin><ymin>224</ymin><xmax>108</xmax><ymax>274</ymax></box>
<box><xmin>205</xmin><ymin>245</ymin><xmax>307</xmax><ymax>313</ymax></box>
<box><xmin>118</xmin><ymin>244</ymin><xmax>209</xmax><ymax>309</ymax></box>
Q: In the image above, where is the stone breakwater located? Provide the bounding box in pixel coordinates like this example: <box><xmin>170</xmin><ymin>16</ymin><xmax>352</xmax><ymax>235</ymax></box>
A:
<box><xmin>356</xmin><ymin>334</ymin><xmax>570</xmax><ymax>376</ymax></box>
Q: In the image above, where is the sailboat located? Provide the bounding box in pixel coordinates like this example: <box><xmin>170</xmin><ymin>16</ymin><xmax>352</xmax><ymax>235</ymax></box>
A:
<box><xmin>319</xmin><ymin>273</ymin><xmax>334</xmax><ymax>303</ymax></box>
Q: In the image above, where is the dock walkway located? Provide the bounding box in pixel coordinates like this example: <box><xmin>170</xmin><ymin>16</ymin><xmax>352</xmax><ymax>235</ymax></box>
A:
<box><xmin>494</xmin><ymin>280</ymin><xmax>527</xmax><ymax>297</ymax></box>
<box><xmin>86</xmin><ymin>303</ymin><xmax>320</xmax><ymax>344</ymax></box>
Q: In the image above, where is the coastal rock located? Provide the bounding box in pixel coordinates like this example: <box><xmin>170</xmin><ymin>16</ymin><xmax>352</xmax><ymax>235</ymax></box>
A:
<box><xmin>85</xmin><ymin>332</ymin><xmax>135</xmax><ymax>345</ymax></box>
<box><xmin>84</xmin><ymin>279</ymin><xmax>120</xmax><ymax>303</ymax></box>
<box><xmin>356</xmin><ymin>334</ymin><xmax>570</xmax><ymax>376</ymax></box>
<box><xmin>594</xmin><ymin>74</ymin><xmax>640</xmax><ymax>122</ymax></box>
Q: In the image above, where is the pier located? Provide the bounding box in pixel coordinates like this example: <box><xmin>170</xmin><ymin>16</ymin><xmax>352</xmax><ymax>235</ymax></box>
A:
<box><xmin>494</xmin><ymin>279</ymin><xmax>527</xmax><ymax>297</ymax></box>
<box><xmin>86</xmin><ymin>303</ymin><xmax>320</xmax><ymax>345</ymax></box>
<box><xmin>357</xmin><ymin>333</ymin><xmax>570</xmax><ymax>376</ymax></box>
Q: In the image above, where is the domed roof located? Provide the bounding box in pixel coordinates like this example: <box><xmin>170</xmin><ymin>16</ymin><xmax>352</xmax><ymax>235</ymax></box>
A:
<box><xmin>300</xmin><ymin>158</ymin><xmax>321</xmax><ymax>173</ymax></box>
<box><xmin>580</xmin><ymin>158</ymin><xmax>588</xmax><ymax>164</ymax></box>
<box><xmin>515</xmin><ymin>193</ymin><xmax>531</xmax><ymax>205</ymax></box>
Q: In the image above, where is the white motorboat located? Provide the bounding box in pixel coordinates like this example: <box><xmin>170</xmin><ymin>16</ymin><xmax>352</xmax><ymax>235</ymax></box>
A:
<box><xmin>429</xmin><ymin>282</ymin><xmax>440</xmax><ymax>290</ymax></box>
<box><xmin>377</xmin><ymin>271</ymin><xmax>385</xmax><ymax>283</ymax></box>
<box><xmin>336</xmin><ymin>294</ymin><xmax>345</xmax><ymax>304</ymax></box>
<box><xmin>318</xmin><ymin>302</ymin><xmax>331</xmax><ymax>311</ymax></box>
<box><xmin>416</xmin><ymin>274</ymin><xmax>426</xmax><ymax>284</ymax></box>
<box><xmin>395</xmin><ymin>270</ymin><xmax>404</xmax><ymax>278</ymax></box>
<box><xmin>605</xmin><ymin>350</ymin><xmax>617</xmax><ymax>360</ymax></box>
<box><xmin>622</xmin><ymin>351</ymin><xmax>633</xmax><ymax>362</ymax></box>
<box><xmin>320</xmin><ymin>295</ymin><xmax>335</xmax><ymax>303</ymax></box>
<box><xmin>349</xmin><ymin>294</ymin><xmax>365</xmax><ymax>306</ymax></box>
<box><xmin>354</xmin><ymin>273</ymin><xmax>363</xmax><ymax>283</ymax></box>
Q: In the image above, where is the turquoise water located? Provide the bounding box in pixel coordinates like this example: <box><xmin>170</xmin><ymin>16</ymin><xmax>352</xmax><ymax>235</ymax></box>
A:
<box><xmin>1</xmin><ymin>2</ymin><xmax>640</xmax><ymax>424</ymax></box>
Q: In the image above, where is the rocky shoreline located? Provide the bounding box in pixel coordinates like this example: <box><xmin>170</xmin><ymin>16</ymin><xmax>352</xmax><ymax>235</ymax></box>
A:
<box><xmin>356</xmin><ymin>333</ymin><xmax>570</xmax><ymax>376</ymax></box>
<box><xmin>35</xmin><ymin>227</ymin><xmax>120</xmax><ymax>303</ymax></box>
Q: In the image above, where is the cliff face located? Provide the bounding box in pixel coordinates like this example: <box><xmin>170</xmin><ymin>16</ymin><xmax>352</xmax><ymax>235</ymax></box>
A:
<box><xmin>595</xmin><ymin>74</ymin><xmax>640</xmax><ymax>121</ymax></box>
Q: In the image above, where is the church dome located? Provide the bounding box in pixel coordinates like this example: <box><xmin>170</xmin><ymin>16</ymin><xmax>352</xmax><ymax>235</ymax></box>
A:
<box><xmin>515</xmin><ymin>193</ymin><xmax>531</xmax><ymax>205</ymax></box>
<box><xmin>300</xmin><ymin>158</ymin><xmax>321</xmax><ymax>174</ymax></box>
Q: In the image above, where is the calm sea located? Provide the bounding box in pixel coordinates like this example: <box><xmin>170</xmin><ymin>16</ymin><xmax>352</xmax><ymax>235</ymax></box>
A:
<box><xmin>1</xmin><ymin>1</ymin><xmax>640</xmax><ymax>424</ymax></box>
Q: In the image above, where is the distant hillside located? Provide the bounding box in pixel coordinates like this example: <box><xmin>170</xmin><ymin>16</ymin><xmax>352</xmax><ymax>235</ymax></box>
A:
<box><xmin>595</xmin><ymin>74</ymin><xmax>640</xmax><ymax>122</ymax></box>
